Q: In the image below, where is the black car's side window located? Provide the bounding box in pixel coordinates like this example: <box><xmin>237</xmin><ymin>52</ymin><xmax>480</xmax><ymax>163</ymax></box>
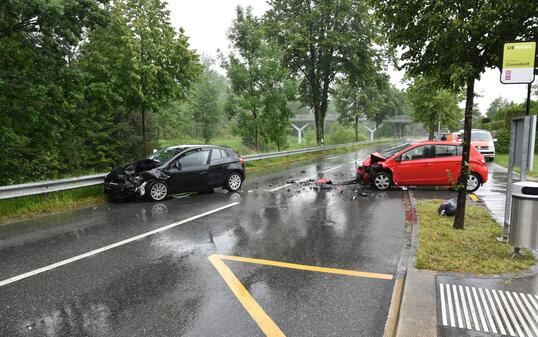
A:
<box><xmin>211</xmin><ymin>149</ymin><xmax>222</xmax><ymax>163</ymax></box>
<box><xmin>178</xmin><ymin>149</ymin><xmax>210</xmax><ymax>168</ymax></box>
<box><xmin>220</xmin><ymin>149</ymin><xmax>229</xmax><ymax>158</ymax></box>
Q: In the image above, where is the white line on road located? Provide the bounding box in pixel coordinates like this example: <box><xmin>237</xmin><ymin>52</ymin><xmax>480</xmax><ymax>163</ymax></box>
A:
<box><xmin>471</xmin><ymin>286</ymin><xmax>489</xmax><ymax>333</ymax></box>
<box><xmin>440</xmin><ymin>284</ymin><xmax>447</xmax><ymax>326</ymax></box>
<box><xmin>268</xmin><ymin>183</ymin><xmax>292</xmax><ymax>192</ymax></box>
<box><xmin>465</xmin><ymin>286</ymin><xmax>480</xmax><ymax>331</ymax></box>
<box><xmin>321</xmin><ymin>165</ymin><xmax>343</xmax><ymax>174</ymax></box>
<box><xmin>459</xmin><ymin>285</ymin><xmax>472</xmax><ymax>329</ymax></box>
<box><xmin>0</xmin><ymin>202</ymin><xmax>240</xmax><ymax>288</ymax></box>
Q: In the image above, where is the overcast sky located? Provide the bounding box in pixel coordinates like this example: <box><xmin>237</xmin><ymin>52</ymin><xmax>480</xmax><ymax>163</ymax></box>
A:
<box><xmin>167</xmin><ymin>0</ymin><xmax>532</xmax><ymax>114</ymax></box>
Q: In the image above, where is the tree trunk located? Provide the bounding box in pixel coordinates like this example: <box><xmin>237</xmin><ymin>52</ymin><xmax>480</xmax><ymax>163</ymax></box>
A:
<box><xmin>429</xmin><ymin>121</ymin><xmax>435</xmax><ymax>140</ymax></box>
<box><xmin>142</xmin><ymin>107</ymin><xmax>148</xmax><ymax>156</ymax></box>
<box><xmin>453</xmin><ymin>77</ymin><xmax>475</xmax><ymax>230</ymax></box>
<box><xmin>354</xmin><ymin>115</ymin><xmax>359</xmax><ymax>142</ymax></box>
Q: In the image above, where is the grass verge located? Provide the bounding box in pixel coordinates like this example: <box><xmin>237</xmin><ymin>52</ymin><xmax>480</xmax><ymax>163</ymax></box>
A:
<box><xmin>0</xmin><ymin>185</ymin><xmax>105</xmax><ymax>225</ymax></box>
<box><xmin>494</xmin><ymin>153</ymin><xmax>538</xmax><ymax>178</ymax></box>
<box><xmin>416</xmin><ymin>200</ymin><xmax>536</xmax><ymax>274</ymax></box>
<box><xmin>0</xmin><ymin>139</ymin><xmax>393</xmax><ymax>224</ymax></box>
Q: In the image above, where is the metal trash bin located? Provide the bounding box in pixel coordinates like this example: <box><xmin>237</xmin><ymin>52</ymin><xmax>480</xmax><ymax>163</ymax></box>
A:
<box><xmin>509</xmin><ymin>181</ymin><xmax>538</xmax><ymax>249</ymax></box>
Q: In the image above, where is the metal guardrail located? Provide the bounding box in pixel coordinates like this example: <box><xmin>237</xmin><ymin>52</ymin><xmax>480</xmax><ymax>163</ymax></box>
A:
<box><xmin>0</xmin><ymin>139</ymin><xmax>399</xmax><ymax>200</ymax></box>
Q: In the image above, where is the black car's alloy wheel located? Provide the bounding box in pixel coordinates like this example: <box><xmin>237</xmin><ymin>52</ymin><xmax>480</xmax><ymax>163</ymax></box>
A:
<box><xmin>147</xmin><ymin>181</ymin><xmax>169</xmax><ymax>201</ymax></box>
<box><xmin>225</xmin><ymin>172</ymin><xmax>243</xmax><ymax>192</ymax></box>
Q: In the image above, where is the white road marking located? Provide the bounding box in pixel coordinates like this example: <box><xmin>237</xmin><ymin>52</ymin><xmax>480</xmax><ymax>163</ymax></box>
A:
<box><xmin>439</xmin><ymin>284</ymin><xmax>538</xmax><ymax>337</ymax></box>
<box><xmin>505</xmin><ymin>292</ymin><xmax>533</xmax><ymax>337</ymax></box>
<box><xmin>479</xmin><ymin>288</ymin><xmax>497</xmax><ymax>333</ymax></box>
<box><xmin>0</xmin><ymin>202</ymin><xmax>240</xmax><ymax>288</ymax></box>
<box><xmin>459</xmin><ymin>285</ymin><xmax>472</xmax><ymax>329</ymax></box>
<box><xmin>497</xmin><ymin>289</ymin><xmax>520</xmax><ymax>336</ymax></box>
<box><xmin>453</xmin><ymin>284</ymin><xmax>464</xmax><ymax>328</ymax></box>
<box><xmin>513</xmin><ymin>292</ymin><xmax>538</xmax><ymax>336</ymax></box>
<box><xmin>465</xmin><ymin>286</ymin><xmax>480</xmax><ymax>331</ymax></box>
<box><xmin>268</xmin><ymin>183</ymin><xmax>292</xmax><ymax>192</ymax></box>
<box><xmin>320</xmin><ymin>165</ymin><xmax>343</xmax><ymax>174</ymax></box>
<box><xmin>440</xmin><ymin>284</ymin><xmax>448</xmax><ymax>326</ymax></box>
<box><xmin>447</xmin><ymin>284</ymin><xmax>455</xmax><ymax>327</ymax></box>
<box><xmin>471</xmin><ymin>286</ymin><xmax>489</xmax><ymax>332</ymax></box>
<box><xmin>484</xmin><ymin>288</ymin><xmax>502</xmax><ymax>335</ymax></box>
<box><xmin>491</xmin><ymin>288</ymin><xmax>513</xmax><ymax>336</ymax></box>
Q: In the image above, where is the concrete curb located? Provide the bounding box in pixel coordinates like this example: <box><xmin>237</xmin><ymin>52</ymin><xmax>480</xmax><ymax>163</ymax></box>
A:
<box><xmin>393</xmin><ymin>191</ymin><xmax>438</xmax><ymax>337</ymax></box>
<box><xmin>383</xmin><ymin>191</ymin><xmax>415</xmax><ymax>337</ymax></box>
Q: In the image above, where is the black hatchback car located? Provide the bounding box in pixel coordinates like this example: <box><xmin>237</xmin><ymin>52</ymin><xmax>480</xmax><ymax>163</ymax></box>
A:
<box><xmin>104</xmin><ymin>145</ymin><xmax>246</xmax><ymax>201</ymax></box>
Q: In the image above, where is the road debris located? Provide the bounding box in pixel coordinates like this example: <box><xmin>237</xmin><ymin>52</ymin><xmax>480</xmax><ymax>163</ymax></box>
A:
<box><xmin>438</xmin><ymin>198</ymin><xmax>457</xmax><ymax>216</ymax></box>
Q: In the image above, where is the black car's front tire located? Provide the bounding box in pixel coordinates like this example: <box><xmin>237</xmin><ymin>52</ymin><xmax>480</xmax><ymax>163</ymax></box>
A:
<box><xmin>146</xmin><ymin>180</ymin><xmax>169</xmax><ymax>201</ymax></box>
<box><xmin>225</xmin><ymin>172</ymin><xmax>243</xmax><ymax>192</ymax></box>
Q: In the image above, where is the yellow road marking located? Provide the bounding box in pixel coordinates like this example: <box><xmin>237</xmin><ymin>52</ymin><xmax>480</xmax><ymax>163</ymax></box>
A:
<box><xmin>209</xmin><ymin>254</ymin><xmax>394</xmax><ymax>337</ymax></box>
<box><xmin>208</xmin><ymin>255</ymin><xmax>286</xmax><ymax>337</ymax></box>
<box><xmin>469</xmin><ymin>194</ymin><xmax>479</xmax><ymax>202</ymax></box>
<box><xmin>215</xmin><ymin>254</ymin><xmax>393</xmax><ymax>280</ymax></box>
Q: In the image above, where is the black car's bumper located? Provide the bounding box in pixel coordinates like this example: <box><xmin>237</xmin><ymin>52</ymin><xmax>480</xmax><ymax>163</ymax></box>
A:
<box><xmin>104</xmin><ymin>174</ymin><xmax>146</xmax><ymax>200</ymax></box>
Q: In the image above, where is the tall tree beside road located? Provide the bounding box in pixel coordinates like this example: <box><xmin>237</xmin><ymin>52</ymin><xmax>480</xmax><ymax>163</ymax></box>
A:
<box><xmin>191</xmin><ymin>69</ymin><xmax>223</xmax><ymax>143</ymax></box>
<box><xmin>119</xmin><ymin>0</ymin><xmax>201</xmax><ymax>155</ymax></box>
<box><xmin>374</xmin><ymin>0</ymin><xmax>538</xmax><ymax>229</ymax></box>
<box><xmin>335</xmin><ymin>75</ymin><xmax>403</xmax><ymax>141</ymax></box>
<box><xmin>223</xmin><ymin>6</ymin><xmax>296</xmax><ymax>151</ymax></box>
<box><xmin>407</xmin><ymin>78</ymin><xmax>462</xmax><ymax>140</ymax></box>
<box><xmin>265</xmin><ymin>0</ymin><xmax>378</xmax><ymax>145</ymax></box>
<box><xmin>486</xmin><ymin>97</ymin><xmax>510</xmax><ymax>120</ymax></box>
<box><xmin>0</xmin><ymin>0</ymin><xmax>108</xmax><ymax>184</ymax></box>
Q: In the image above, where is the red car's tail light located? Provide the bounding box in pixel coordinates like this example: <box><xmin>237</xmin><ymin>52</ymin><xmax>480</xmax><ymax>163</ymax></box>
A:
<box><xmin>239</xmin><ymin>157</ymin><xmax>245</xmax><ymax>165</ymax></box>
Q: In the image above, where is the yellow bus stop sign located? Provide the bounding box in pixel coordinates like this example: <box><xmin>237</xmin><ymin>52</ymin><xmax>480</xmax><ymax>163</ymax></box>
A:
<box><xmin>501</xmin><ymin>41</ymin><xmax>536</xmax><ymax>84</ymax></box>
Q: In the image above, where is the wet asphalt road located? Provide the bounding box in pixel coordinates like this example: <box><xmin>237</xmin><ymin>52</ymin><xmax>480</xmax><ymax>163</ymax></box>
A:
<box><xmin>0</xmin><ymin>144</ymin><xmax>410</xmax><ymax>337</ymax></box>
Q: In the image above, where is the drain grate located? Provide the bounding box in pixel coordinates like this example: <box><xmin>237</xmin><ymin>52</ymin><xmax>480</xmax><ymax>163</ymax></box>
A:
<box><xmin>439</xmin><ymin>283</ymin><xmax>538</xmax><ymax>337</ymax></box>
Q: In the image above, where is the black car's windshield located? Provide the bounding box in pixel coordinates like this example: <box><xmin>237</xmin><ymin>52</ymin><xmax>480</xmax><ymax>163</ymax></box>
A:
<box><xmin>471</xmin><ymin>131</ymin><xmax>492</xmax><ymax>141</ymax></box>
<box><xmin>382</xmin><ymin>143</ymin><xmax>411</xmax><ymax>158</ymax></box>
<box><xmin>148</xmin><ymin>147</ymin><xmax>184</xmax><ymax>163</ymax></box>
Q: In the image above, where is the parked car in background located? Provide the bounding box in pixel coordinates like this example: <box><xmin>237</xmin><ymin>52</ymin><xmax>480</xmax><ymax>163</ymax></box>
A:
<box><xmin>104</xmin><ymin>145</ymin><xmax>245</xmax><ymax>201</ymax></box>
<box><xmin>470</xmin><ymin>129</ymin><xmax>496</xmax><ymax>161</ymax></box>
<box><xmin>356</xmin><ymin>141</ymin><xmax>488</xmax><ymax>192</ymax></box>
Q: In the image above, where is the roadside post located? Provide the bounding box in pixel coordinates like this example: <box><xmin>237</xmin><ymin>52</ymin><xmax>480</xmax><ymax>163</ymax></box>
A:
<box><xmin>499</xmin><ymin>41</ymin><xmax>537</xmax><ymax>241</ymax></box>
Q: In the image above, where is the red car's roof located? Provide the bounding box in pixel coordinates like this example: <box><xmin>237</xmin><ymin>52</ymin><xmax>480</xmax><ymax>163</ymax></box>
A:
<box><xmin>410</xmin><ymin>140</ymin><xmax>462</xmax><ymax>146</ymax></box>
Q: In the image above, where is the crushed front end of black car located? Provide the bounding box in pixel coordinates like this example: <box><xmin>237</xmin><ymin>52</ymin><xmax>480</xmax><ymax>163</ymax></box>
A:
<box><xmin>104</xmin><ymin>159</ymin><xmax>168</xmax><ymax>200</ymax></box>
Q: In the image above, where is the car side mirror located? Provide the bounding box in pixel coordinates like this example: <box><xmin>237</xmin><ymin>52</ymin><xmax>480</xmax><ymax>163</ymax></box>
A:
<box><xmin>171</xmin><ymin>161</ymin><xmax>181</xmax><ymax>170</ymax></box>
<box><xmin>395</xmin><ymin>156</ymin><xmax>401</xmax><ymax>162</ymax></box>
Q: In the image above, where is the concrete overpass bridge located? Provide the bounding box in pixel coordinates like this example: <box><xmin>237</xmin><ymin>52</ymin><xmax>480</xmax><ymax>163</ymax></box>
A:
<box><xmin>290</xmin><ymin>114</ymin><xmax>413</xmax><ymax>143</ymax></box>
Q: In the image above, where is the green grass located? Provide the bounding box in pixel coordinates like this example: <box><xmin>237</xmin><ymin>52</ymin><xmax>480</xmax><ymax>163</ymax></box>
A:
<box><xmin>0</xmin><ymin>186</ymin><xmax>105</xmax><ymax>225</ymax></box>
<box><xmin>416</xmin><ymin>200</ymin><xmax>536</xmax><ymax>274</ymax></box>
<box><xmin>494</xmin><ymin>153</ymin><xmax>538</xmax><ymax>178</ymax></box>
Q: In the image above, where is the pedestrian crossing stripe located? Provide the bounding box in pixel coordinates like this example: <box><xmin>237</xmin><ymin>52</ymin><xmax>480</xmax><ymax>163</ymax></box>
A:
<box><xmin>209</xmin><ymin>254</ymin><xmax>394</xmax><ymax>337</ymax></box>
<box><xmin>439</xmin><ymin>283</ymin><xmax>538</xmax><ymax>337</ymax></box>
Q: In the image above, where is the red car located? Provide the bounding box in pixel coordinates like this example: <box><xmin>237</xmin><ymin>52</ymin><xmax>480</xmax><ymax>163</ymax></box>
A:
<box><xmin>356</xmin><ymin>141</ymin><xmax>488</xmax><ymax>192</ymax></box>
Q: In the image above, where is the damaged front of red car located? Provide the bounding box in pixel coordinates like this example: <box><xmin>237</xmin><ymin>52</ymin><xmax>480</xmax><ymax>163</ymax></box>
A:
<box><xmin>355</xmin><ymin>152</ymin><xmax>387</xmax><ymax>185</ymax></box>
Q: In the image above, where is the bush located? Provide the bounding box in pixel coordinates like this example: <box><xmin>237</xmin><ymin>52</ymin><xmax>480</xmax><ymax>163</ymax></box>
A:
<box><xmin>326</xmin><ymin>123</ymin><xmax>360</xmax><ymax>144</ymax></box>
<box><xmin>495</xmin><ymin>129</ymin><xmax>510</xmax><ymax>154</ymax></box>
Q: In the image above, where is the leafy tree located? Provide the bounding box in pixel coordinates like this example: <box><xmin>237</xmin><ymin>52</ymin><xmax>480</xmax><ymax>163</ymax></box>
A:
<box><xmin>0</xmin><ymin>0</ymin><xmax>108</xmax><ymax>184</ymax></box>
<box><xmin>223</xmin><ymin>6</ymin><xmax>296</xmax><ymax>151</ymax></box>
<box><xmin>265</xmin><ymin>0</ymin><xmax>378</xmax><ymax>145</ymax></box>
<box><xmin>486</xmin><ymin>97</ymin><xmax>510</xmax><ymax>119</ymax></box>
<box><xmin>191</xmin><ymin>69</ymin><xmax>223</xmax><ymax>143</ymax></box>
<box><xmin>407</xmin><ymin>78</ymin><xmax>462</xmax><ymax>140</ymax></box>
<box><xmin>374</xmin><ymin>0</ymin><xmax>538</xmax><ymax>229</ymax></box>
<box><xmin>118</xmin><ymin>0</ymin><xmax>201</xmax><ymax>155</ymax></box>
